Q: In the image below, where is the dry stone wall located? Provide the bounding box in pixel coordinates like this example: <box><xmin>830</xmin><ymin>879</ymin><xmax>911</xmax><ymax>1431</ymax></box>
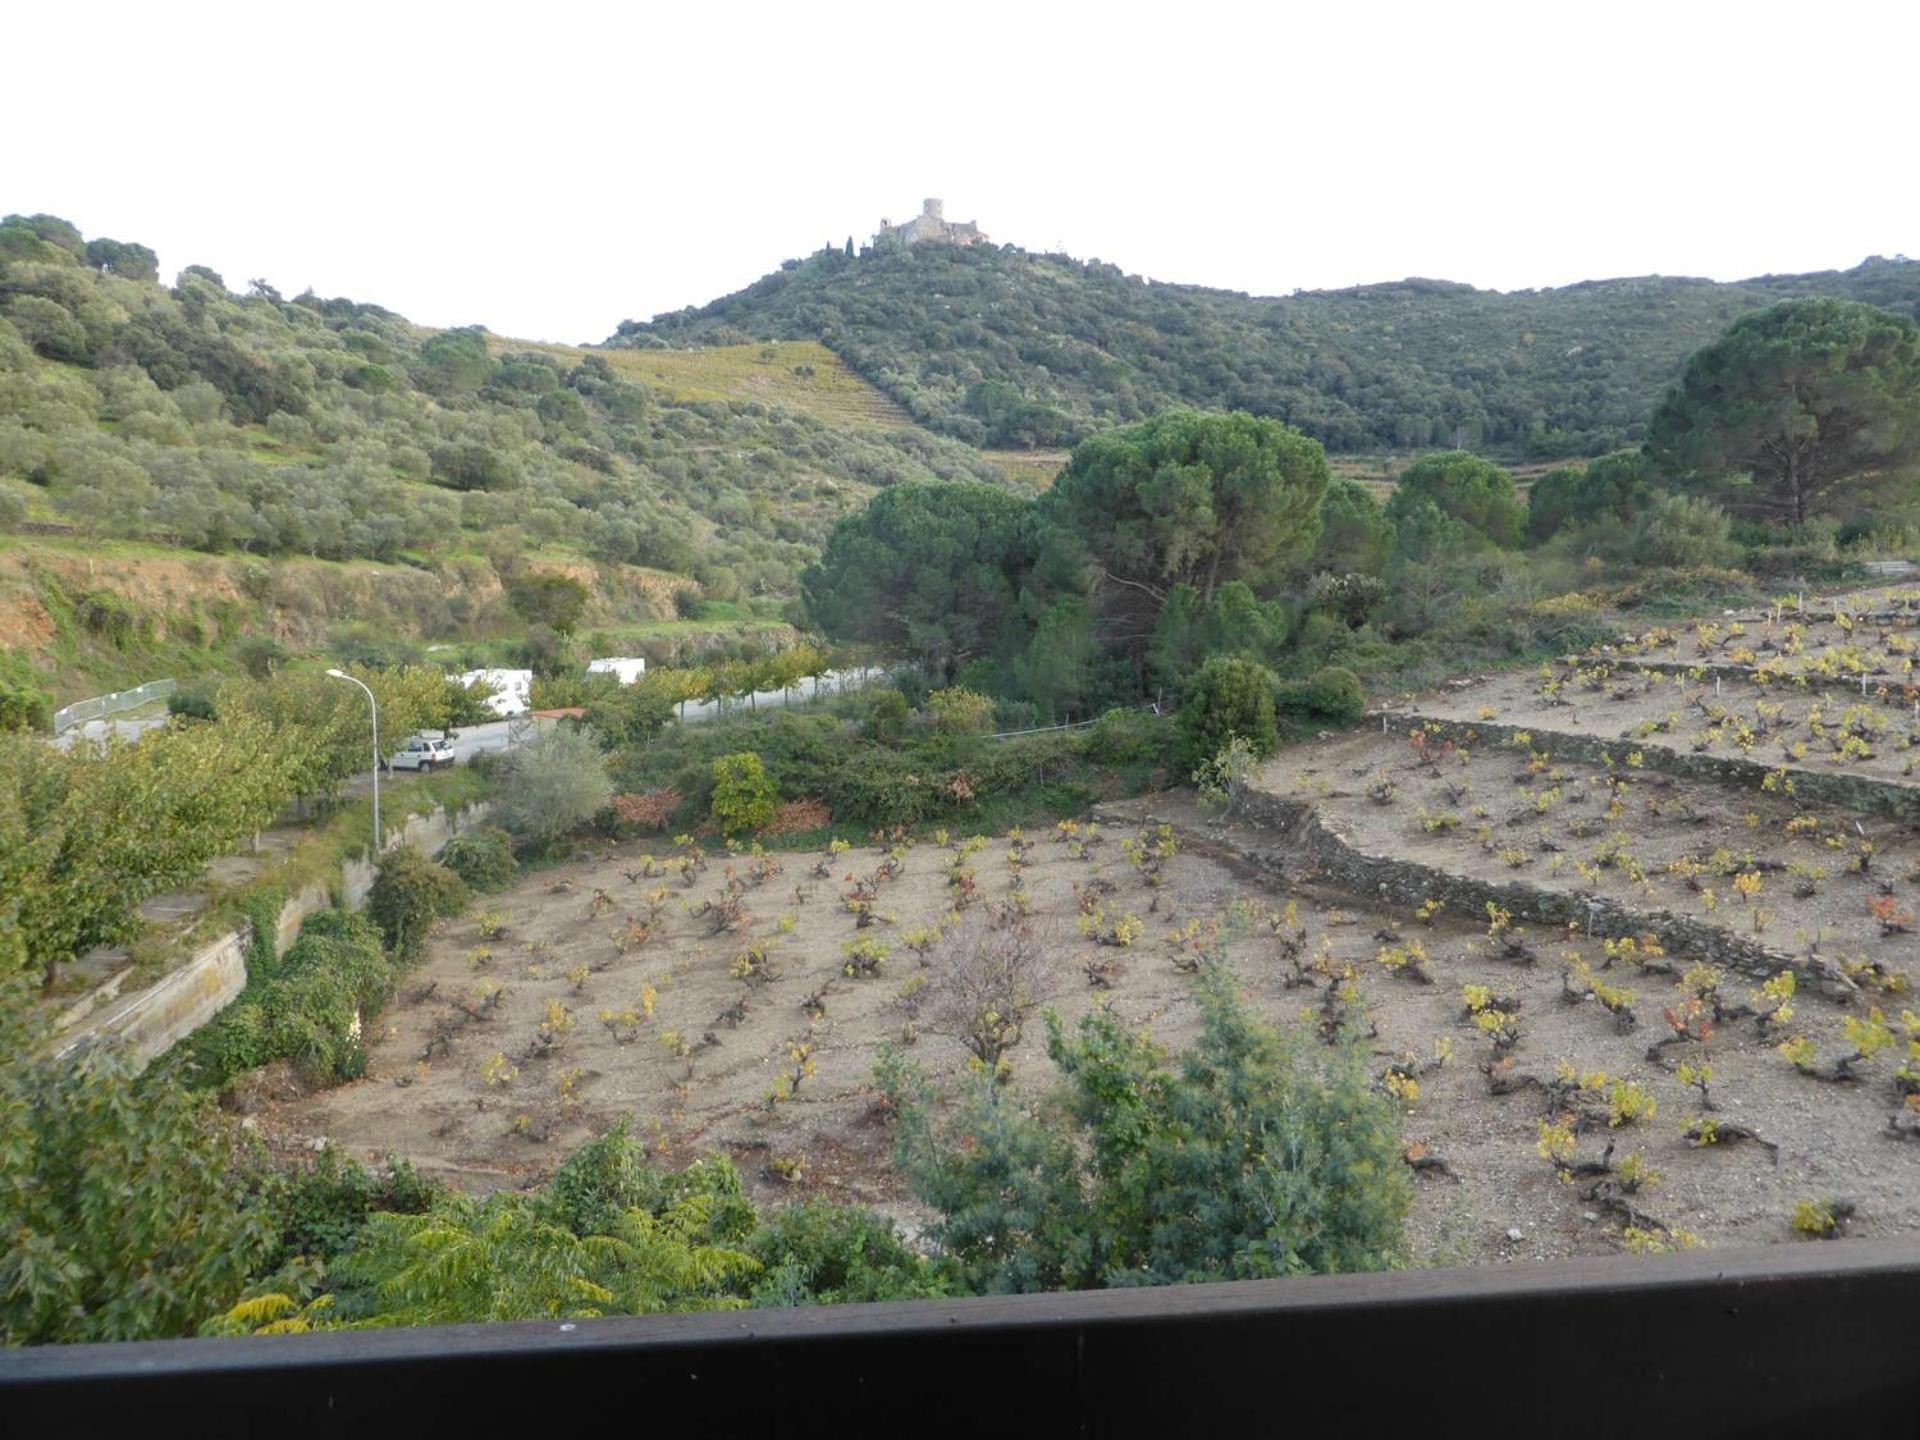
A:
<box><xmin>1404</xmin><ymin>716</ymin><xmax>1920</xmax><ymax>822</ymax></box>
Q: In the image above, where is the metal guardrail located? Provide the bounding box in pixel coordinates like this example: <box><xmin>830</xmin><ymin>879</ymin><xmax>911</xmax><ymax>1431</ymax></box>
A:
<box><xmin>986</xmin><ymin>702</ymin><xmax>1162</xmax><ymax>740</ymax></box>
<box><xmin>1</xmin><ymin>1240</ymin><xmax>1915</xmax><ymax>1435</ymax></box>
<box><xmin>52</xmin><ymin>678</ymin><xmax>177</xmax><ymax>737</ymax></box>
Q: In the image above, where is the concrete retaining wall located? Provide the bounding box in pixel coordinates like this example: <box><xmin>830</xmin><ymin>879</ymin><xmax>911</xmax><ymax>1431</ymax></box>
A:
<box><xmin>53</xmin><ymin>800</ymin><xmax>491</xmax><ymax>1070</ymax></box>
<box><xmin>53</xmin><ymin>930</ymin><xmax>249</xmax><ymax>1069</ymax></box>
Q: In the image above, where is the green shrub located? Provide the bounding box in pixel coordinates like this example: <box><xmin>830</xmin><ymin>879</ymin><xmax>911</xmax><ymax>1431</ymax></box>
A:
<box><xmin>1177</xmin><ymin>657</ymin><xmax>1279</xmax><ymax>771</ymax></box>
<box><xmin>822</xmin><ymin>749</ymin><xmax>935</xmax><ymax>829</ymax></box>
<box><xmin>924</xmin><ymin>687</ymin><xmax>995</xmax><ymax>736</ymax></box>
<box><xmin>235</xmin><ymin>884</ymin><xmax>286</xmax><ymax>975</ymax></box>
<box><xmin>186</xmin><ymin>1001</ymin><xmax>271</xmax><ymax>1084</ymax></box>
<box><xmin>1274</xmin><ymin>666</ymin><xmax>1366</xmax><ymax>727</ymax></box>
<box><xmin>182</xmin><ymin>910</ymin><xmax>394</xmax><ymax>1088</ymax></box>
<box><xmin>1305</xmin><ymin>572</ymin><xmax>1388</xmax><ymax>627</ymax></box>
<box><xmin>539</xmin><ymin>1119</ymin><xmax>756</xmax><ymax>1243</ymax></box>
<box><xmin>877</xmin><ymin>965</ymin><xmax>1408</xmax><ymax>1294</ymax></box>
<box><xmin>0</xmin><ymin>674</ymin><xmax>51</xmax><ymax>733</ymax></box>
<box><xmin>710</xmin><ymin>752</ymin><xmax>777</xmax><ymax>835</ymax></box>
<box><xmin>264</xmin><ymin>1149</ymin><xmax>441</xmax><ymax>1270</ymax></box>
<box><xmin>437</xmin><ymin>826</ymin><xmax>516</xmax><ymax>892</ymax></box>
<box><xmin>1632</xmin><ymin>494</ymin><xmax>1741</xmax><ymax>570</ymax></box>
<box><xmin>368</xmin><ymin>846</ymin><xmax>467</xmax><ymax>964</ymax></box>
<box><xmin>72</xmin><ymin>590</ymin><xmax>140</xmax><ymax>646</ymax></box>
<box><xmin>234</xmin><ymin>636</ymin><xmax>288</xmax><ymax>680</ymax></box>
<box><xmin>1087</xmin><ymin>707</ymin><xmax>1166</xmax><ymax>767</ymax></box>
<box><xmin>862</xmin><ymin>688</ymin><xmax>910</xmax><ymax>743</ymax></box>
<box><xmin>167</xmin><ymin>688</ymin><xmax>218</xmax><ymax>722</ymax></box>
<box><xmin>746</xmin><ymin>1201</ymin><xmax>950</xmax><ymax>1306</ymax></box>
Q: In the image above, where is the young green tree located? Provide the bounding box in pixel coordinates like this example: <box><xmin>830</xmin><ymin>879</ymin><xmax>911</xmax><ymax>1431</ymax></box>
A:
<box><xmin>0</xmin><ymin>715</ymin><xmax>291</xmax><ymax>982</ymax></box>
<box><xmin>367</xmin><ymin>847</ymin><xmax>467</xmax><ymax>965</ymax></box>
<box><xmin>1648</xmin><ymin>298</ymin><xmax>1920</xmax><ymax>524</ymax></box>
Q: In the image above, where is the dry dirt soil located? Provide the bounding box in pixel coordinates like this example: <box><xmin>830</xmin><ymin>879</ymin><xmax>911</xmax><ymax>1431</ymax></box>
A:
<box><xmin>261</xmin><ymin>797</ymin><xmax>1920</xmax><ymax>1267</ymax></box>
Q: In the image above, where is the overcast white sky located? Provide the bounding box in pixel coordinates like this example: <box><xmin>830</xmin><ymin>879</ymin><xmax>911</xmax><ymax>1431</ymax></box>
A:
<box><xmin>10</xmin><ymin>1</ymin><xmax>1915</xmax><ymax>343</ymax></box>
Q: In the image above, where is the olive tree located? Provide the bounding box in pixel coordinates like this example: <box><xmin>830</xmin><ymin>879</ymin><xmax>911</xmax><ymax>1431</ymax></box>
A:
<box><xmin>488</xmin><ymin>724</ymin><xmax>613</xmax><ymax>847</ymax></box>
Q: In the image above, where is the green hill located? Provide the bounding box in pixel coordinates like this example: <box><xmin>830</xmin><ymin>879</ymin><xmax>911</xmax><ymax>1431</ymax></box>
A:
<box><xmin>607</xmin><ymin>243</ymin><xmax>1920</xmax><ymax>458</ymax></box>
<box><xmin>0</xmin><ymin>213</ymin><xmax>1013</xmax><ymax>691</ymax></box>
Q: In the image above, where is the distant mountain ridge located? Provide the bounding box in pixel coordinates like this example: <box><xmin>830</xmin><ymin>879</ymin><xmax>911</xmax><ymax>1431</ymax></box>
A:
<box><xmin>607</xmin><ymin>244</ymin><xmax>1920</xmax><ymax>458</ymax></box>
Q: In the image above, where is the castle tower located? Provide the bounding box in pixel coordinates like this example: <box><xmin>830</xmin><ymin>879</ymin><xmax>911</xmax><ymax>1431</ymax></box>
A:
<box><xmin>923</xmin><ymin>198</ymin><xmax>943</xmax><ymax>221</ymax></box>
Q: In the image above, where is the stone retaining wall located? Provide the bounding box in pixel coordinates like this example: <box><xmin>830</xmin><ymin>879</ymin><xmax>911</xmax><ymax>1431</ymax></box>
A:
<box><xmin>1403</xmin><ymin>715</ymin><xmax>1920</xmax><ymax>822</ymax></box>
<box><xmin>1222</xmin><ymin>787</ymin><xmax>1799</xmax><ymax>981</ymax></box>
<box><xmin>53</xmin><ymin>801</ymin><xmax>491</xmax><ymax>1070</ymax></box>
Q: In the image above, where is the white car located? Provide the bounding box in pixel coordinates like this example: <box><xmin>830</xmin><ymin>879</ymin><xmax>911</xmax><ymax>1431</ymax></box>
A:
<box><xmin>387</xmin><ymin>736</ymin><xmax>456</xmax><ymax>772</ymax></box>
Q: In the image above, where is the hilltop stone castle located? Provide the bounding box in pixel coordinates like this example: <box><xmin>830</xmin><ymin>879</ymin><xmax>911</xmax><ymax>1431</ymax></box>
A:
<box><xmin>875</xmin><ymin>198</ymin><xmax>987</xmax><ymax>249</ymax></box>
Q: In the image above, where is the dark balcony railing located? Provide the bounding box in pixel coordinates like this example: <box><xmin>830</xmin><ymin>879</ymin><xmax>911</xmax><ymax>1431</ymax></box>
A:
<box><xmin>2</xmin><ymin>1240</ymin><xmax>1917</xmax><ymax>1437</ymax></box>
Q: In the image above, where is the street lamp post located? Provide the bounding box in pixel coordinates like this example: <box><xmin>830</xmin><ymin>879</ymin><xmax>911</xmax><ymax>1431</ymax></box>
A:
<box><xmin>326</xmin><ymin>669</ymin><xmax>381</xmax><ymax>859</ymax></box>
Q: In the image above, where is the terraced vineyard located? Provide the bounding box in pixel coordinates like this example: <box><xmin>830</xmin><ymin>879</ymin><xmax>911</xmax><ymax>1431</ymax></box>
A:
<box><xmin>1231</xmin><ymin>584</ymin><xmax>1920</xmax><ymax>1255</ymax></box>
<box><xmin>253</xmin><ymin>587</ymin><xmax>1920</xmax><ymax>1266</ymax></box>
<box><xmin>496</xmin><ymin>337</ymin><xmax>920</xmax><ymax>432</ymax></box>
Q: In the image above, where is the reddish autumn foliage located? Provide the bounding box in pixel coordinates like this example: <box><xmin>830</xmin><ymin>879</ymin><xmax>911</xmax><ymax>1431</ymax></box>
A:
<box><xmin>764</xmin><ymin>798</ymin><xmax>833</xmax><ymax>837</ymax></box>
<box><xmin>611</xmin><ymin>789</ymin><xmax>681</xmax><ymax>831</ymax></box>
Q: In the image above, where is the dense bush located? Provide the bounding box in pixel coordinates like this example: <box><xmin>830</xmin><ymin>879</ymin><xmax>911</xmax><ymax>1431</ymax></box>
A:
<box><xmin>0</xmin><ymin>981</ymin><xmax>276</xmax><ymax>1345</ymax></box>
<box><xmin>166</xmin><ymin>688</ymin><xmax>218</xmax><ymax>722</ymax></box>
<box><xmin>436</xmin><ymin>825</ymin><xmax>517</xmax><ymax>892</ymax></box>
<box><xmin>367</xmin><ymin>847</ymin><xmax>466</xmax><ymax>965</ymax></box>
<box><xmin>709</xmin><ymin>751</ymin><xmax>777</xmax><ymax>835</ymax></box>
<box><xmin>1177</xmin><ymin>657</ymin><xmax>1279</xmax><ymax>772</ymax></box>
<box><xmin>183</xmin><ymin>910</ymin><xmax>394</xmax><ymax>1087</ymax></box>
<box><xmin>262</xmin><ymin>1150</ymin><xmax>441</xmax><ymax>1272</ymax></box>
<box><xmin>1304</xmin><ymin>571</ymin><xmax>1388</xmax><ymax>627</ymax></box>
<box><xmin>1274</xmin><ymin>666</ymin><xmax>1367</xmax><ymax>727</ymax></box>
<box><xmin>1628</xmin><ymin>494</ymin><xmax>1741</xmax><ymax>571</ymax></box>
<box><xmin>878</xmin><ymin>966</ymin><xmax>1409</xmax><ymax>1294</ymax></box>
<box><xmin>1087</xmin><ymin>706</ymin><xmax>1167</xmax><ymax>767</ymax></box>
<box><xmin>746</xmin><ymin>1201</ymin><xmax>953</xmax><ymax>1307</ymax></box>
<box><xmin>924</xmin><ymin>686</ymin><xmax>996</xmax><ymax>736</ymax></box>
<box><xmin>0</xmin><ymin>672</ymin><xmax>50</xmax><ymax>732</ymax></box>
